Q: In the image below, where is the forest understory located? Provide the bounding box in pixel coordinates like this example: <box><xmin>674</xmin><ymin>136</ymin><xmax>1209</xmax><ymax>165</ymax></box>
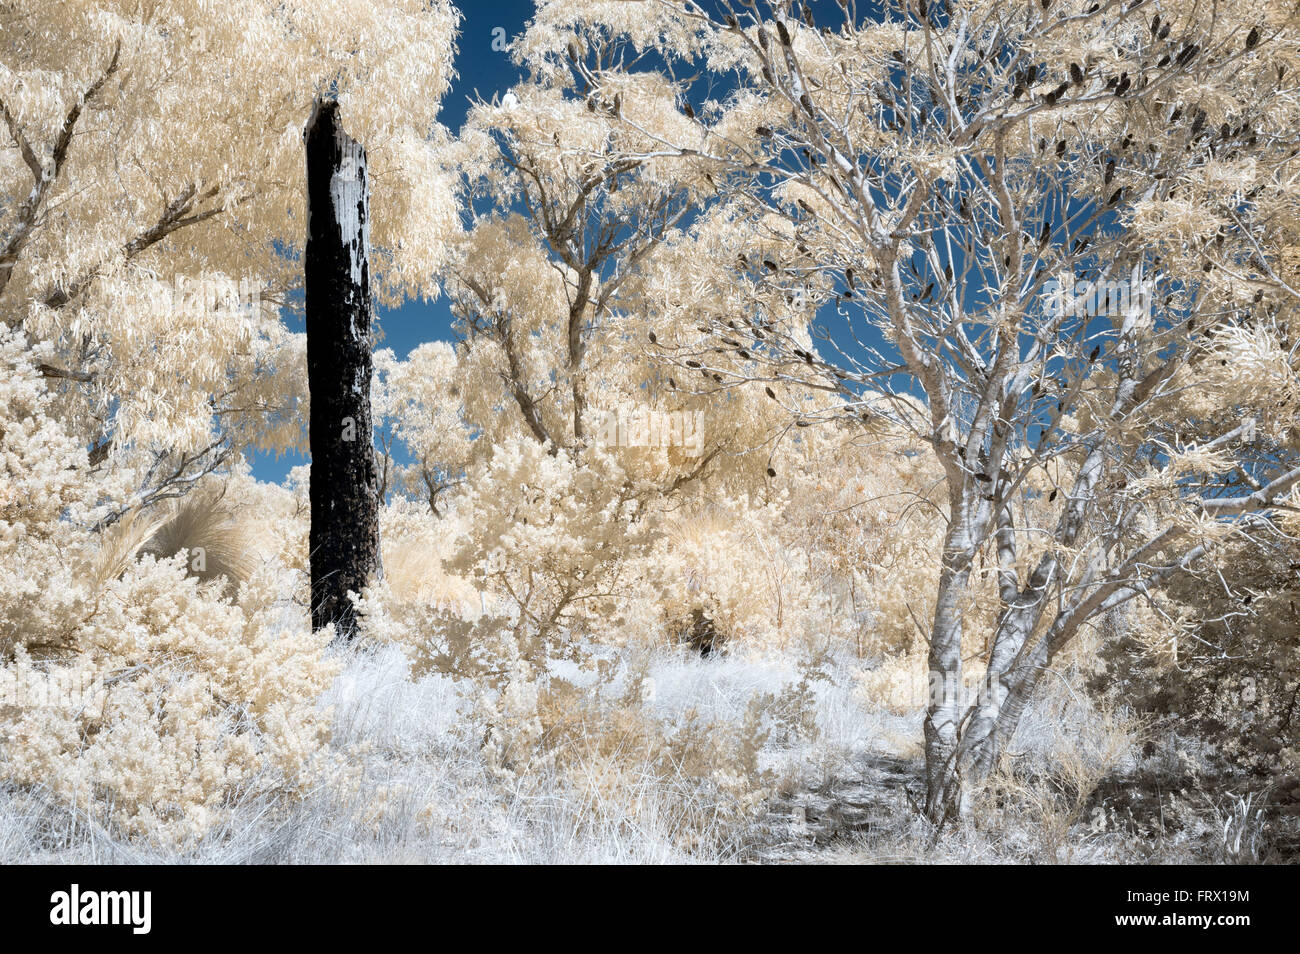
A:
<box><xmin>3</xmin><ymin>637</ymin><xmax>1293</xmax><ymax>864</ymax></box>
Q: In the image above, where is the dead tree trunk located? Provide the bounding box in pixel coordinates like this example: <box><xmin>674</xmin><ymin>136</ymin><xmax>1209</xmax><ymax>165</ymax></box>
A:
<box><xmin>304</xmin><ymin>98</ymin><xmax>381</xmax><ymax>638</ymax></box>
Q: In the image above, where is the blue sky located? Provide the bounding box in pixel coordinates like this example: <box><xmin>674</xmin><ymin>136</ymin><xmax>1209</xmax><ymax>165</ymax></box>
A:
<box><xmin>252</xmin><ymin>0</ymin><xmax>535</xmax><ymax>482</ymax></box>
<box><xmin>370</xmin><ymin>0</ymin><xmax>534</xmax><ymax>356</ymax></box>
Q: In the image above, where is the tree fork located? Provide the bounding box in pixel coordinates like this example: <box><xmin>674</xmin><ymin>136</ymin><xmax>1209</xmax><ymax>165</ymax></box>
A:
<box><xmin>304</xmin><ymin>98</ymin><xmax>381</xmax><ymax>638</ymax></box>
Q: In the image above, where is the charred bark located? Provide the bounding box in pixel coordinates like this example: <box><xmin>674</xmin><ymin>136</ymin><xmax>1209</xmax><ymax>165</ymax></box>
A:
<box><xmin>304</xmin><ymin>98</ymin><xmax>381</xmax><ymax>638</ymax></box>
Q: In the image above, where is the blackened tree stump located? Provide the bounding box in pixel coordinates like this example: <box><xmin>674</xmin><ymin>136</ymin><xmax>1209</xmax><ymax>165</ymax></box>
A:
<box><xmin>304</xmin><ymin>98</ymin><xmax>381</xmax><ymax>638</ymax></box>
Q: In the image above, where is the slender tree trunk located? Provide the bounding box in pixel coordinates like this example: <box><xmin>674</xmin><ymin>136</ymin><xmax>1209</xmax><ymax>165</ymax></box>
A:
<box><xmin>957</xmin><ymin>441</ymin><xmax>1109</xmax><ymax>783</ymax></box>
<box><xmin>304</xmin><ymin>98</ymin><xmax>380</xmax><ymax>638</ymax></box>
<box><xmin>971</xmin><ymin>634</ymin><xmax>1054</xmax><ymax>778</ymax></box>
<box><xmin>923</xmin><ymin>519</ymin><xmax>975</xmax><ymax>823</ymax></box>
<box><xmin>954</xmin><ymin>558</ymin><xmax>1056</xmax><ymax>789</ymax></box>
